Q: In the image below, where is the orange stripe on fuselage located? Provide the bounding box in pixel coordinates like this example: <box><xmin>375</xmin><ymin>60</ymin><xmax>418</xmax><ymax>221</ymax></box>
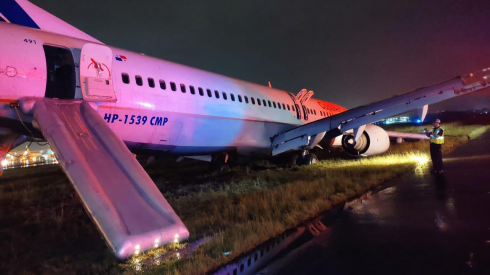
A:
<box><xmin>0</xmin><ymin>99</ymin><xmax>17</xmax><ymax>103</ymax></box>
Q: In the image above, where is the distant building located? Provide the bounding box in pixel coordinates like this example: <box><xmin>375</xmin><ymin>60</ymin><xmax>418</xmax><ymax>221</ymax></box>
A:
<box><xmin>474</xmin><ymin>108</ymin><xmax>489</xmax><ymax>114</ymax></box>
<box><xmin>374</xmin><ymin>116</ymin><xmax>419</xmax><ymax>125</ymax></box>
<box><xmin>1</xmin><ymin>148</ymin><xmax>58</xmax><ymax>170</ymax></box>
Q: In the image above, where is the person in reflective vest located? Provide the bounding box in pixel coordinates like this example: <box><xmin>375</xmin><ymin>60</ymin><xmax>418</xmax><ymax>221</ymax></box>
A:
<box><xmin>424</xmin><ymin>119</ymin><xmax>444</xmax><ymax>173</ymax></box>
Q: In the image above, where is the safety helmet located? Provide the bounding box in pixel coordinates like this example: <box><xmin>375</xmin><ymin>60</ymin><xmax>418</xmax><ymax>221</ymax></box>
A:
<box><xmin>435</xmin><ymin>119</ymin><xmax>441</xmax><ymax>123</ymax></box>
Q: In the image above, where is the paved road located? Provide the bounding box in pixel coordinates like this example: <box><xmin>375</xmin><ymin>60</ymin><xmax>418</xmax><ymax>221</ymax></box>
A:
<box><xmin>260</xmin><ymin>132</ymin><xmax>490</xmax><ymax>275</ymax></box>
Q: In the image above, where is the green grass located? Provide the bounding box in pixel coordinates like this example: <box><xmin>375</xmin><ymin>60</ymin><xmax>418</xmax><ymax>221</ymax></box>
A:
<box><xmin>146</xmin><ymin>152</ymin><xmax>428</xmax><ymax>275</ymax></box>
<box><xmin>0</xmin><ymin>123</ymin><xmax>488</xmax><ymax>274</ymax></box>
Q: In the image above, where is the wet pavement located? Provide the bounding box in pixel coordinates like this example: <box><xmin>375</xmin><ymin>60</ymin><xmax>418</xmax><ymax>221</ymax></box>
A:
<box><xmin>259</xmin><ymin>132</ymin><xmax>490</xmax><ymax>275</ymax></box>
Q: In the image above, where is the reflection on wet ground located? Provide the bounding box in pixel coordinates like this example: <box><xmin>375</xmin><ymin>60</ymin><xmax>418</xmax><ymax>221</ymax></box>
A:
<box><xmin>259</xmin><ymin>132</ymin><xmax>490</xmax><ymax>275</ymax></box>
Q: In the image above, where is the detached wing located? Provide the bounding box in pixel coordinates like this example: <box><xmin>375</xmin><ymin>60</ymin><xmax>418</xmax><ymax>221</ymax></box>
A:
<box><xmin>272</xmin><ymin>68</ymin><xmax>490</xmax><ymax>155</ymax></box>
<box><xmin>29</xmin><ymin>98</ymin><xmax>188</xmax><ymax>259</ymax></box>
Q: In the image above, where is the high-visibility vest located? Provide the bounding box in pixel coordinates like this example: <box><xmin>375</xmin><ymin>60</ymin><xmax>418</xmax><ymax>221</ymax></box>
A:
<box><xmin>430</xmin><ymin>127</ymin><xmax>444</xmax><ymax>144</ymax></box>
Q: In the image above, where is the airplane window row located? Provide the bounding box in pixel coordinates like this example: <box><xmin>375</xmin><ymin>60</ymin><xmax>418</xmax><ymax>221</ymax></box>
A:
<box><xmin>121</xmin><ymin>73</ymin><xmax>332</xmax><ymax>118</ymax></box>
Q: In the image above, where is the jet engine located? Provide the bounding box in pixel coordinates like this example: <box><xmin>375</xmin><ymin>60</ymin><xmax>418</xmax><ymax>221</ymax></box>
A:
<box><xmin>341</xmin><ymin>124</ymin><xmax>390</xmax><ymax>156</ymax></box>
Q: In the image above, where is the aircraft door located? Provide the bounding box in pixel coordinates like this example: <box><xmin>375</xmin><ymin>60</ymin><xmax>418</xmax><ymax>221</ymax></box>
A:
<box><xmin>80</xmin><ymin>43</ymin><xmax>116</xmax><ymax>102</ymax></box>
<box><xmin>43</xmin><ymin>45</ymin><xmax>76</xmax><ymax>99</ymax></box>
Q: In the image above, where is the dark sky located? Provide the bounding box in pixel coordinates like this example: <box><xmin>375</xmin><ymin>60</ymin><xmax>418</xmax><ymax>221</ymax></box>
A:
<box><xmin>31</xmin><ymin>0</ymin><xmax>490</xmax><ymax>111</ymax></box>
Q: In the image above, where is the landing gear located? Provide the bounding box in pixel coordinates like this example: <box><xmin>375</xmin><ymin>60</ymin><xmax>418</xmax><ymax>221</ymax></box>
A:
<box><xmin>302</xmin><ymin>153</ymin><xmax>318</xmax><ymax>165</ymax></box>
<box><xmin>286</xmin><ymin>154</ymin><xmax>299</xmax><ymax>168</ymax></box>
<box><xmin>286</xmin><ymin>151</ymin><xmax>318</xmax><ymax>168</ymax></box>
<box><xmin>209</xmin><ymin>153</ymin><xmax>230</xmax><ymax>172</ymax></box>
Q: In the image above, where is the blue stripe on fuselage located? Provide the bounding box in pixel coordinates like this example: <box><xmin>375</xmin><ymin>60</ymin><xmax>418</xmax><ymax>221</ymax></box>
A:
<box><xmin>0</xmin><ymin>1</ymin><xmax>39</xmax><ymax>29</ymax></box>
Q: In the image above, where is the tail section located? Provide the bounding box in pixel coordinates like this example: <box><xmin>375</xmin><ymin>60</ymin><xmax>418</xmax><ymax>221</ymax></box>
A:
<box><xmin>0</xmin><ymin>0</ymin><xmax>100</xmax><ymax>43</ymax></box>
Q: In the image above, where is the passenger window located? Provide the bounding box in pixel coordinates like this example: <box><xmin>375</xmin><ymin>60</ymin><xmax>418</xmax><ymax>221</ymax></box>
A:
<box><xmin>251</xmin><ymin>97</ymin><xmax>255</xmax><ymax>104</ymax></box>
<box><xmin>159</xmin><ymin>80</ymin><xmax>166</xmax><ymax>89</ymax></box>
<box><xmin>198</xmin><ymin>87</ymin><xmax>204</xmax><ymax>96</ymax></box>
<box><xmin>148</xmin><ymin>78</ymin><xmax>155</xmax><ymax>88</ymax></box>
<box><xmin>222</xmin><ymin>92</ymin><xmax>227</xmax><ymax>100</ymax></box>
<box><xmin>170</xmin><ymin>82</ymin><xmax>176</xmax><ymax>91</ymax></box>
<box><xmin>287</xmin><ymin>104</ymin><xmax>290</xmax><ymax>111</ymax></box>
<box><xmin>207</xmin><ymin>89</ymin><xmax>212</xmax><ymax>97</ymax></box>
<box><xmin>214</xmin><ymin>90</ymin><xmax>220</xmax><ymax>99</ymax></box>
<box><xmin>273</xmin><ymin>102</ymin><xmax>277</xmax><ymax>108</ymax></box>
<box><xmin>190</xmin><ymin>85</ymin><xmax>195</xmax><ymax>95</ymax></box>
<box><xmin>314</xmin><ymin>109</ymin><xmax>317</xmax><ymax>115</ymax></box>
<box><xmin>230</xmin><ymin>93</ymin><xmax>235</xmax><ymax>101</ymax></box>
<box><xmin>268</xmin><ymin>100</ymin><xmax>272</xmax><ymax>107</ymax></box>
<box><xmin>122</xmin><ymin>73</ymin><xmax>130</xmax><ymax>84</ymax></box>
<box><xmin>257</xmin><ymin>98</ymin><xmax>261</xmax><ymax>105</ymax></box>
<box><xmin>180</xmin><ymin>84</ymin><xmax>186</xmax><ymax>93</ymax></box>
<box><xmin>238</xmin><ymin>95</ymin><xmax>243</xmax><ymax>102</ymax></box>
<box><xmin>263</xmin><ymin>99</ymin><xmax>267</xmax><ymax>107</ymax></box>
<box><xmin>278</xmin><ymin>102</ymin><xmax>281</xmax><ymax>109</ymax></box>
<box><xmin>244</xmin><ymin>96</ymin><xmax>249</xmax><ymax>103</ymax></box>
<box><xmin>282</xmin><ymin>103</ymin><xmax>286</xmax><ymax>110</ymax></box>
<box><xmin>135</xmin><ymin>75</ymin><xmax>143</xmax><ymax>86</ymax></box>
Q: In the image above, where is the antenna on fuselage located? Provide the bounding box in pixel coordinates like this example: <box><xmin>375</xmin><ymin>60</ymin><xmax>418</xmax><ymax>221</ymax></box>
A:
<box><xmin>268</xmin><ymin>81</ymin><xmax>272</xmax><ymax>88</ymax></box>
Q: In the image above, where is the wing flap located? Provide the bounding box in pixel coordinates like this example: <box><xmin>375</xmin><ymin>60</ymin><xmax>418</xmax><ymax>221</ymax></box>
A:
<box><xmin>31</xmin><ymin>99</ymin><xmax>188</xmax><ymax>259</ymax></box>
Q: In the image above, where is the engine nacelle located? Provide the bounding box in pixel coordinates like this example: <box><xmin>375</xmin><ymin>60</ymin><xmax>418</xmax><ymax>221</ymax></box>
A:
<box><xmin>341</xmin><ymin>124</ymin><xmax>390</xmax><ymax>156</ymax></box>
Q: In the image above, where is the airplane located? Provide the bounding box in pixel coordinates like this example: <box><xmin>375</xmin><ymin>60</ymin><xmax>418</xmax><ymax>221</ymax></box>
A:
<box><xmin>1</xmin><ymin>0</ymin><xmax>489</xmax><ymax>259</ymax></box>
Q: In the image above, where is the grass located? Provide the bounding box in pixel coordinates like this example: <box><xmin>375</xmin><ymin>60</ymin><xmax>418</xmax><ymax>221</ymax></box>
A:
<box><xmin>0</xmin><ymin>122</ymin><xmax>488</xmax><ymax>274</ymax></box>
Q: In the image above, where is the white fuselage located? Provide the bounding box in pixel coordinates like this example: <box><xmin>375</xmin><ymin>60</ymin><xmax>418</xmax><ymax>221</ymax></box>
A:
<box><xmin>0</xmin><ymin>22</ymin><xmax>346</xmax><ymax>156</ymax></box>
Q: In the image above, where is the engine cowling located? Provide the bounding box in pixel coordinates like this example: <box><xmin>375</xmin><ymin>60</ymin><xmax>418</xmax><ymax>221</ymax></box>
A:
<box><xmin>341</xmin><ymin>124</ymin><xmax>390</xmax><ymax>156</ymax></box>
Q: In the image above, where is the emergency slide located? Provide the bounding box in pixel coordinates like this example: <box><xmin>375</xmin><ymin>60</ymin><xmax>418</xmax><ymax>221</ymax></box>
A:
<box><xmin>29</xmin><ymin>98</ymin><xmax>188</xmax><ymax>259</ymax></box>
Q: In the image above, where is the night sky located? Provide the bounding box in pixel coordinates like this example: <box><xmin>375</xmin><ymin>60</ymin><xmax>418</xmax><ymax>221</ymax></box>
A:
<box><xmin>30</xmin><ymin>0</ymin><xmax>490</xmax><ymax>111</ymax></box>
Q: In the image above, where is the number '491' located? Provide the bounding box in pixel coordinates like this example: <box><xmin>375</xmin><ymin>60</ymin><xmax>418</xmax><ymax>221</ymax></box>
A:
<box><xmin>24</xmin><ymin>39</ymin><xmax>37</xmax><ymax>44</ymax></box>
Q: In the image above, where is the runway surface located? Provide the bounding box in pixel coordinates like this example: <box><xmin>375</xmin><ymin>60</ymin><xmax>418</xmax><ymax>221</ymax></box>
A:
<box><xmin>259</xmin><ymin>131</ymin><xmax>490</xmax><ymax>275</ymax></box>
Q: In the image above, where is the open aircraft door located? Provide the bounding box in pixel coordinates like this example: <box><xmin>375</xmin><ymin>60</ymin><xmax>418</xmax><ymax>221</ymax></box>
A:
<box><xmin>80</xmin><ymin>43</ymin><xmax>116</xmax><ymax>102</ymax></box>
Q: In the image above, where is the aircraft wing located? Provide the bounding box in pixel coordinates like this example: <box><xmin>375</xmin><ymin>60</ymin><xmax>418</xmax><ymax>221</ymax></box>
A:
<box><xmin>272</xmin><ymin>68</ymin><xmax>490</xmax><ymax>155</ymax></box>
<box><xmin>386</xmin><ymin>131</ymin><xmax>429</xmax><ymax>141</ymax></box>
<box><xmin>23</xmin><ymin>98</ymin><xmax>188</xmax><ymax>259</ymax></box>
